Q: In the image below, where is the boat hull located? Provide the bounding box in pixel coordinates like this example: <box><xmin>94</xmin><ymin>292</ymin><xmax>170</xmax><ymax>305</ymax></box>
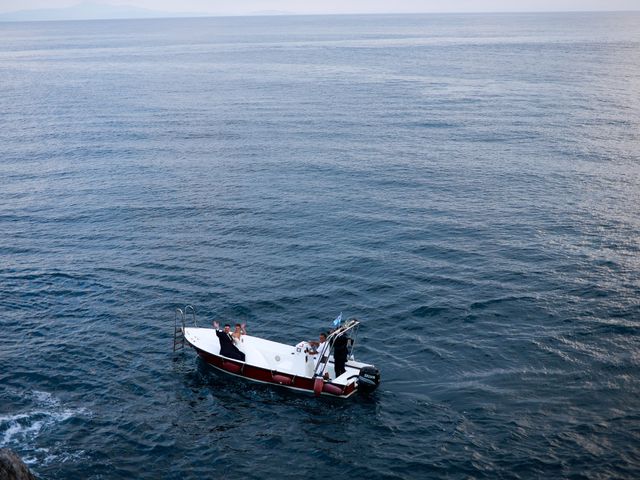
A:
<box><xmin>192</xmin><ymin>345</ymin><xmax>358</xmax><ymax>398</ymax></box>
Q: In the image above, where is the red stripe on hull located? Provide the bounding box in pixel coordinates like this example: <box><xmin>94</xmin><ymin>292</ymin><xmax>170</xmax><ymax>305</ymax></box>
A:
<box><xmin>193</xmin><ymin>346</ymin><xmax>356</xmax><ymax>398</ymax></box>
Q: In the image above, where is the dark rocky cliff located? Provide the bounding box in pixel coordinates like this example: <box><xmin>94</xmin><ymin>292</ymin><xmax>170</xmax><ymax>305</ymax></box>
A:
<box><xmin>0</xmin><ymin>449</ymin><xmax>37</xmax><ymax>480</ymax></box>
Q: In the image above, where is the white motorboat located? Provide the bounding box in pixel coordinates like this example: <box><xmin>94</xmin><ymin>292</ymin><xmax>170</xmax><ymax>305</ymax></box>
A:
<box><xmin>174</xmin><ymin>308</ymin><xmax>381</xmax><ymax>398</ymax></box>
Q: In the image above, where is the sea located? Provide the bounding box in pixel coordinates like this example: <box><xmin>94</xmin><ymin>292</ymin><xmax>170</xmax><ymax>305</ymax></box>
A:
<box><xmin>1</xmin><ymin>11</ymin><xmax>639</xmax><ymax>479</ymax></box>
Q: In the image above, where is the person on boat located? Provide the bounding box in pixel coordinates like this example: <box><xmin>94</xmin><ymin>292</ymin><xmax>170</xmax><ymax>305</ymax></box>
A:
<box><xmin>333</xmin><ymin>334</ymin><xmax>349</xmax><ymax>377</ymax></box>
<box><xmin>213</xmin><ymin>321</ymin><xmax>246</xmax><ymax>362</ymax></box>
<box><xmin>308</xmin><ymin>333</ymin><xmax>332</xmax><ymax>379</ymax></box>
<box><xmin>232</xmin><ymin>323</ymin><xmax>246</xmax><ymax>343</ymax></box>
<box><xmin>306</xmin><ymin>333</ymin><xmax>327</xmax><ymax>355</ymax></box>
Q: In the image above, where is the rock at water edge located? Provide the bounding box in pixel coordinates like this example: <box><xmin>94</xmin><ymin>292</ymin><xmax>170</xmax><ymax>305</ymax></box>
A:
<box><xmin>0</xmin><ymin>449</ymin><xmax>37</xmax><ymax>480</ymax></box>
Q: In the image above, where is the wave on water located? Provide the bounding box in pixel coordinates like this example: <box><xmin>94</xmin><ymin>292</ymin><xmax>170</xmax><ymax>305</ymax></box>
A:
<box><xmin>0</xmin><ymin>390</ymin><xmax>89</xmax><ymax>466</ymax></box>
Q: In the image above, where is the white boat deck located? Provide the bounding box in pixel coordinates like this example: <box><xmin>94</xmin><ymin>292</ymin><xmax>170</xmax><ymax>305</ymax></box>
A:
<box><xmin>184</xmin><ymin>327</ymin><xmax>365</xmax><ymax>385</ymax></box>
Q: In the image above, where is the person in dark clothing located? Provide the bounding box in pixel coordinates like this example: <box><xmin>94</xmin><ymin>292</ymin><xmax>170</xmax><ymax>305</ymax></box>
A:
<box><xmin>333</xmin><ymin>334</ymin><xmax>349</xmax><ymax>377</ymax></box>
<box><xmin>213</xmin><ymin>322</ymin><xmax>246</xmax><ymax>362</ymax></box>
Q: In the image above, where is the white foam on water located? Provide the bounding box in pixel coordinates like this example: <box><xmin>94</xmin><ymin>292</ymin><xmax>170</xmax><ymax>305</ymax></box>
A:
<box><xmin>1</xmin><ymin>415</ymin><xmax>45</xmax><ymax>445</ymax></box>
<box><xmin>43</xmin><ymin>449</ymin><xmax>87</xmax><ymax>465</ymax></box>
<box><xmin>0</xmin><ymin>390</ymin><xmax>90</xmax><ymax>466</ymax></box>
<box><xmin>30</xmin><ymin>390</ymin><xmax>60</xmax><ymax>407</ymax></box>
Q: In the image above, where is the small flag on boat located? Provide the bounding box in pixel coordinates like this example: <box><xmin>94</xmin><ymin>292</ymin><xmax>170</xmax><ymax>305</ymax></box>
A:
<box><xmin>332</xmin><ymin>312</ymin><xmax>343</xmax><ymax>328</ymax></box>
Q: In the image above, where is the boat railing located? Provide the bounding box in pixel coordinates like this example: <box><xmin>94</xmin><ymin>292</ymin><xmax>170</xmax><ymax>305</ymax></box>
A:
<box><xmin>348</xmin><ymin>319</ymin><xmax>360</xmax><ymax>360</ymax></box>
<box><xmin>185</xmin><ymin>304</ymin><xmax>197</xmax><ymax>327</ymax></box>
<box><xmin>173</xmin><ymin>305</ymin><xmax>198</xmax><ymax>352</ymax></box>
<box><xmin>313</xmin><ymin>319</ymin><xmax>360</xmax><ymax>378</ymax></box>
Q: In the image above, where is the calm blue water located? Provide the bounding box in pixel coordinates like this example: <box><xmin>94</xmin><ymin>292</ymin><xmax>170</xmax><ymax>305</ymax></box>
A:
<box><xmin>1</xmin><ymin>12</ymin><xmax>639</xmax><ymax>479</ymax></box>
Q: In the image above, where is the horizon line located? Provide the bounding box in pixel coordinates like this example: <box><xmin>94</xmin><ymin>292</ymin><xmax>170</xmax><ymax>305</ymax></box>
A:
<box><xmin>1</xmin><ymin>9</ymin><xmax>639</xmax><ymax>24</ymax></box>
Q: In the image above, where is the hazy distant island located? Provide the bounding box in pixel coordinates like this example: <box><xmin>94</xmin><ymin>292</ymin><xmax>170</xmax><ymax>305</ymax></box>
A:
<box><xmin>0</xmin><ymin>2</ymin><xmax>201</xmax><ymax>22</ymax></box>
<box><xmin>0</xmin><ymin>1</ymin><xmax>296</xmax><ymax>22</ymax></box>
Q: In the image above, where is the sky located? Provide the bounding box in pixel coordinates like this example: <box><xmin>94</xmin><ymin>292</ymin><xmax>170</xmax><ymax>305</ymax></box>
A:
<box><xmin>1</xmin><ymin>0</ymin><xmax>639</xmax><ymax>15</ymax></box>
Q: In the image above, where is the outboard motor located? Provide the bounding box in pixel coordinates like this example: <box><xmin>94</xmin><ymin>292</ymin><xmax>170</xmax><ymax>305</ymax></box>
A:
<box><xmin>357</xmin><ymin>366</ymin><xmax>381</xmax><ymax>394</ymax></box>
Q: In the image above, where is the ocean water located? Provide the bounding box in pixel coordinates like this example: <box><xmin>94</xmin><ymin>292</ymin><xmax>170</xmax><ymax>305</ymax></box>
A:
<box><xmin>1</xmin><ymin>12</ymin><xmax>639</xmax><ymax>479</ymax></box>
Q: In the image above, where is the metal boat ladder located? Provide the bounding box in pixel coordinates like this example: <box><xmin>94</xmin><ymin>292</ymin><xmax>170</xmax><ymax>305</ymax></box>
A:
<box><xmin>173</xmin><ymin>305</ymin><xmax>197</xmax><ymax>352</ymax></box>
